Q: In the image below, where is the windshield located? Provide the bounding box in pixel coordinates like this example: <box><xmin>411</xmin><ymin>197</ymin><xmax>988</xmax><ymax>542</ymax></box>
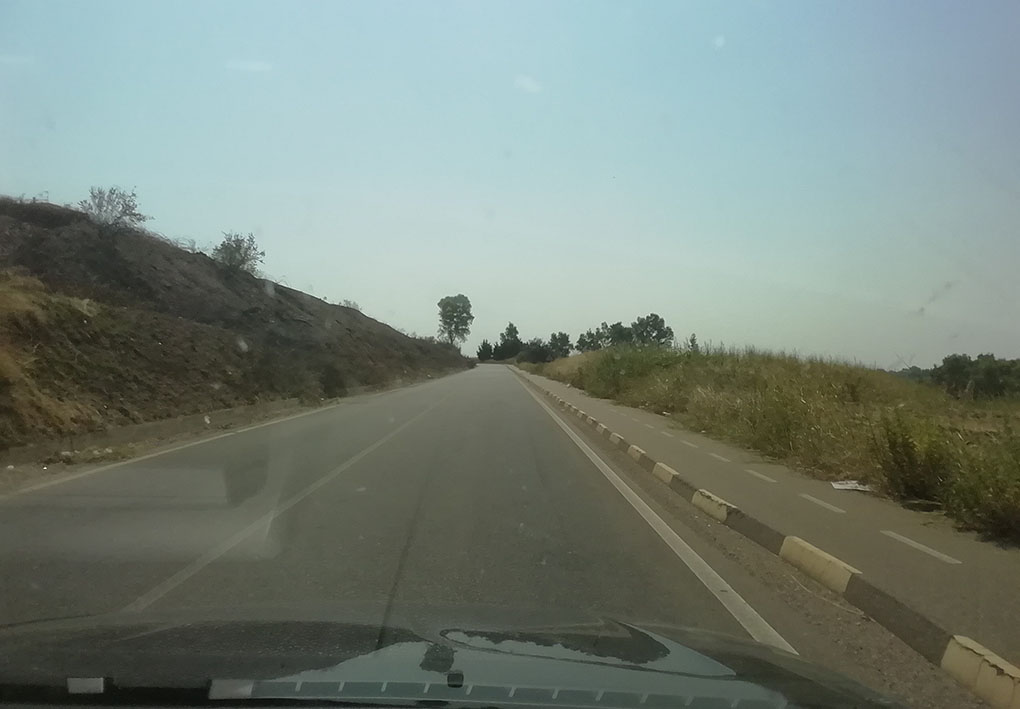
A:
<box><xmin>0</xmin><ymin>2</ymin><xmax>1017</xmax><ymax>709</ymax></box>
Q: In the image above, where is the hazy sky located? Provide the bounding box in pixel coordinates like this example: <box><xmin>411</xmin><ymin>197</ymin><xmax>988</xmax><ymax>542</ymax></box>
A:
<box><xmin>2</xmin><ymin>0</ymin><xmax>1018</xmax><ymax>367</ymax></box>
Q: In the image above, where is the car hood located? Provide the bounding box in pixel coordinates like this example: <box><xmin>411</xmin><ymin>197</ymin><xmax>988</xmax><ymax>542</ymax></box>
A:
<box><xmin>0</xmin><ymin>604</ymin><xmax>901</xmax><ymax>708</ymax></box>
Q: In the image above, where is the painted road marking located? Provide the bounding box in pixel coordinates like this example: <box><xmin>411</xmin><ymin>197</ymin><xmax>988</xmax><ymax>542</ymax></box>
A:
<box><xmin>745</xmin><ymin>468</ymin><xmax>777</xmax><ymax>483</ymax></box>
<box><xmin>708</xmin><ymin>453</ymin><xmax>731</xmax><ymax>463</ymax></box>
<box><xmin>519</xmin><ymin>380</ymin><xmax>796</xmax><ymax>654</ymax></box>
<box><xmin>121</xmin><ymin>397</ymin><xmax>449</xmax><ymax>612</ymax></box>
<box><xmin>661</xmin><ymin>431</ymin><xmax>675</xmax><ymax>438</ymax></box>
<box><xmin>682</xmin><ymin>440</ymin><xmax>699</xmax><ymax>449</ymax></box>
<box><xmin>644</xmin><ymin>423</ymin><xmax>655</xmax><ymax>429</ymax></box>
<box><xmin>881</xmin><ymin>530</ymin><xmax>962</xmax><ymax>565</ymax></box>
<box><xmin>799</xmin><ymin>494</ymin><xmax>846</xmax><ymax>514</ymax></box>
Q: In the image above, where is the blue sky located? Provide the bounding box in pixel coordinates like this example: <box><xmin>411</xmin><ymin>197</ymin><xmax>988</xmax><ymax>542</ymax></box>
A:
<box><xmin>2</xmin><ymin>0</ymin><xmax>1018</xmax><ymax>367</ymax></box>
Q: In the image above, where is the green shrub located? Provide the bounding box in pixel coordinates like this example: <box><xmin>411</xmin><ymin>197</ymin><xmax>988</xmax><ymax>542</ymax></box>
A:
<box><xmin>872</xmin><ymin>411</ymin><xmax>958</xmax><ymax>501</ymax></box>
<box><xmin>581</xmin><ymin>347</ymin><xmax>680</xmax><ymax>398</ymax></box>
<box><xmin>945</xmin><ymin>433</ymin><xmax>1020</xmax><ymax>541</ymax></box>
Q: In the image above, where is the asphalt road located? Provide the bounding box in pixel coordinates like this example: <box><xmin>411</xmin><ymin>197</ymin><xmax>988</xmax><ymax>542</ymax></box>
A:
<box><xmin>0</xmin><ymin>366</ymin><xmax>987</xmax><ymax>707</ymax></box>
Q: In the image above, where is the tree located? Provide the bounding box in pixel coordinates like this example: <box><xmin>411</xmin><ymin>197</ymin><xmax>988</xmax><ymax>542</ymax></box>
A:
<box><xmin>212</xmin><ymin>231</ymin><xmax>265</xmax><ymax>274</ymax></box>
<box><xmin>576</xmin><ymin>327</ymin><xmax>610</xmax><ymax>352</ymax></box>
<box><xmin>972</xmin><ymin>354</ymin><xmax>1006</xmax><ymax>398</ymax></box>
<box><xmin>686</xmin><ymin>332</ymin><xmax>700</xmax><ymax>354</ymax></box>
<box><xmin>932</xmin><ymin>354</ymin><xmax>973</xmax><ymax>397</ymax></box>
<box><xmin>78</xmin><ymin>186</ymin><xmax>150</xmax><ymax>232</ymax></box>
<box><xmin>492</xmin><ymin>322</ymin><xmax>522</xmax><ymax>360</ymax></box>
<box><xmin>631</xmin><ymin>313</ymin><xmax>674</xmax><ymax>347</ymax></box>
<box><xmin>341</xmin><ymin>299</ymin><xmax>361</xmax><ymax>312</ymax></box>
<box><xmin>895</xmin><ymin>365</ymin><xmax>930</xmax><ymax>383</ymax></box>
<box><xmin>548</xmin><ymin>332</ymin><xmax>571</xmax><ymax>359</ymax></box>
<box><xmin>606</xmin><ymin>321</ymin><xmax>633</xmax><ymax>346</ymax></box>
<box><xmin>501</xmin><ymin>322</ymin><xmax>520</xmax><ymax>345</ymax></box>
<box><xmin>477</xmin><ymin>339</ymin><xmax>494</xmax><ymax>361</ymax></box>
<box><xmin>575</xmin><ymin>330</ymin><xmax>599</xmax><ymax>352</ymax></box>
<box><xmin>436</xmin><ymin>294</ymin><xmax>474</xmax><ymax>346</ymax></box>
<box><xmin>518</xmin><ymin>337</ymin><xmax>553</xmax><ymax>364</ymax></box>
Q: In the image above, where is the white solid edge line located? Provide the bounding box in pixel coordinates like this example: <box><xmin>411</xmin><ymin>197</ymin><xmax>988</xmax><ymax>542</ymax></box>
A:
<box><xmin>880</xmin><ymin>530</ymin><xmax>962</xmax><ymax>565</ymax></box>
<box><xmin>517</xmin><ymin>380</ymin><xmax>797</xmax><ymax>655</ymax></box>
<box><xmin>120</xmin><ymin>397</ymin><xmax>447</xmax><ymax>612</ymax></box>
<box><xmin>744</xmin><ymin>469</ymin><xmax>777</xmax><ymax>483</ymax></box>
<box><xmin>798</xmin><ymin>493</ymin><xmax>846</xmax><ymax>514</ymax></box>
<box><xmin>708</xmin><ymin>453</ymin><xmax>731</xmax><ymax>463</ymax></box>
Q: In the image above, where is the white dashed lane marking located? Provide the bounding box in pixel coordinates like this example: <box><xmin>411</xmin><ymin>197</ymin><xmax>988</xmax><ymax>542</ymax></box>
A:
<box><xmin>881</xmin><ymin>530</ymin><xmax>962</xmax><ymax>564</ymax></box>
<box><xmin>744</xmin><ymin>468</ymin><xmax>777</xmax><ymax>483</ymax></box>
<box><xmin>661</xmin><ymin>431</ymin><xmax>675</xmax><ymax>438</ymax></box>
<box><xmin>708</xmin><ymin>453</ymin><xmax>731</xmax><ymax>463</ymax></box>
<box><xmin>798</xmin><ymin>493</ymin><xmax>846</xmax><ymax>514</ymax></box>
<box><xmin>681</xmin><ymin>440</ymin><xmax>699</xmax><ymax>449</ymax></box>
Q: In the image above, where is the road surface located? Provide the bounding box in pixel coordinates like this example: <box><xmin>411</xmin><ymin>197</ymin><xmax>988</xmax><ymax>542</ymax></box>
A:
<box><xmin>0</xmin><ymin>366</ymin><xmax>984</xmax><ymax>708</ymax></box>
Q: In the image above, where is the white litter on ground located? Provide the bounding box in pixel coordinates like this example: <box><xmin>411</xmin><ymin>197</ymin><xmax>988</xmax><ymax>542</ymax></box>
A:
<box><xmin>831</xmin><ymin>480</ymin><xmax>873</xmax><ymax>492</ymax></box>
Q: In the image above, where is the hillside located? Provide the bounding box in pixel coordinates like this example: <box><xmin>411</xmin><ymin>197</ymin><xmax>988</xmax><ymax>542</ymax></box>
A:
<box><xmin>0</xmin><ymin>197</ymin><xmax>468</xmax><ymax>448</ymax></box>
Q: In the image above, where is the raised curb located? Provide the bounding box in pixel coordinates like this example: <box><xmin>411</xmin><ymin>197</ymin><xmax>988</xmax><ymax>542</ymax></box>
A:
<box><xmin>652</xmin><ymin>461</ymin><xmax>679</xmax><ymax>485</ymax></box>
<box><xmin>692</xmin><ymin>489</ymin><xmax>737</xmax><ymax>523</ymax></box>
<box><xmin>941</xmin><ymin>637</ymin><xmax>1020</xmax><ymax>709</ymax></box>
<box><xmin>511</xmin><ymin>367</ymin><xmax>1020</xmax><ymax>709</ymax></box>
<box><xmin>626</xmin><ymin>445</ymin><xmax>656</xmax><ymax>473</ymax></box>
<box><xmin>779</xmin><ymin>536</ymin><xmax>861</xmax><ymax>594</ymax></box>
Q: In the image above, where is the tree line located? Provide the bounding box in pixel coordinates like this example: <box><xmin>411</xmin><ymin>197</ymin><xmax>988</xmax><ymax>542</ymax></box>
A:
<box><xmin>895</xmin><ymin>353</ymin><xmax>1020</xmax><ymax>399</ymax></box>
<box><xmin>476</xmin><ymin>313</ymin><xmax>693</xmax><ymax>364</ymax></box>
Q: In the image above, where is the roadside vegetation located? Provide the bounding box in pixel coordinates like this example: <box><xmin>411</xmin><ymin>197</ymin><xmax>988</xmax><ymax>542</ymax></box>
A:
<box><xmin>0</xmin><ymin>191</ymin><xmax>470</xmax><ymax>449</ymax></box>
<box><xmin>211</xmin><ymin>231</ymin><xmax>265</xmax><ymax>275</ymax></box>
<box><xmin>514</xmin><ymin>328</ymin><xmax>1020</xmax><ymax>542</ymax></box>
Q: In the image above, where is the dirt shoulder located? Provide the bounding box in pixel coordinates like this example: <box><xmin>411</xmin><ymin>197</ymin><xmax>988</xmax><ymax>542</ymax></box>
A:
<box><xmin>0</xmin><ymin>369</ymin><xmax>458</xmax><ymax>496</ymax></box>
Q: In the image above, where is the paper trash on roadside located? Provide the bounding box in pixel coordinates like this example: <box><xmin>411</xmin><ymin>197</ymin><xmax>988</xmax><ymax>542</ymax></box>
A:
<box><xmin>831</xmin><ymin>480</ymin><xmax>873</xmax><ymax>492</ymax></box>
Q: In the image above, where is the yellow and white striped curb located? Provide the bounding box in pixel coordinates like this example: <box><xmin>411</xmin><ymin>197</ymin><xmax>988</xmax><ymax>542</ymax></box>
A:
<box><xmin>692</xmin><ymin>489</ymin><xmax>737</xmax><ymax>523</ymax></box>
<box><xmin>941</xmin><ymin>636</ymin><xmax>1020</xmax><ymax>709</ymax></box>
<box><xmin>779</xmin><ymin>536</ymin><xmax>861</xmax><ymax>594</ymax></box>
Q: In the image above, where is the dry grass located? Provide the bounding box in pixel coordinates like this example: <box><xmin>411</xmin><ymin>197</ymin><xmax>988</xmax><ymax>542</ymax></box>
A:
<box><xmin>0</xmin><ymin>270</ymin><xmax>46</xmax><ymax>327</ymax></box>
<box><xmin>530</xmin><ymin>346</ymin><xmax>1020</xmax><ymax>542</ymax></box>
<box><xmin>0</xmin><ymin>270</ymin><xmax>102</xmax><ymax>447</ymax></box>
